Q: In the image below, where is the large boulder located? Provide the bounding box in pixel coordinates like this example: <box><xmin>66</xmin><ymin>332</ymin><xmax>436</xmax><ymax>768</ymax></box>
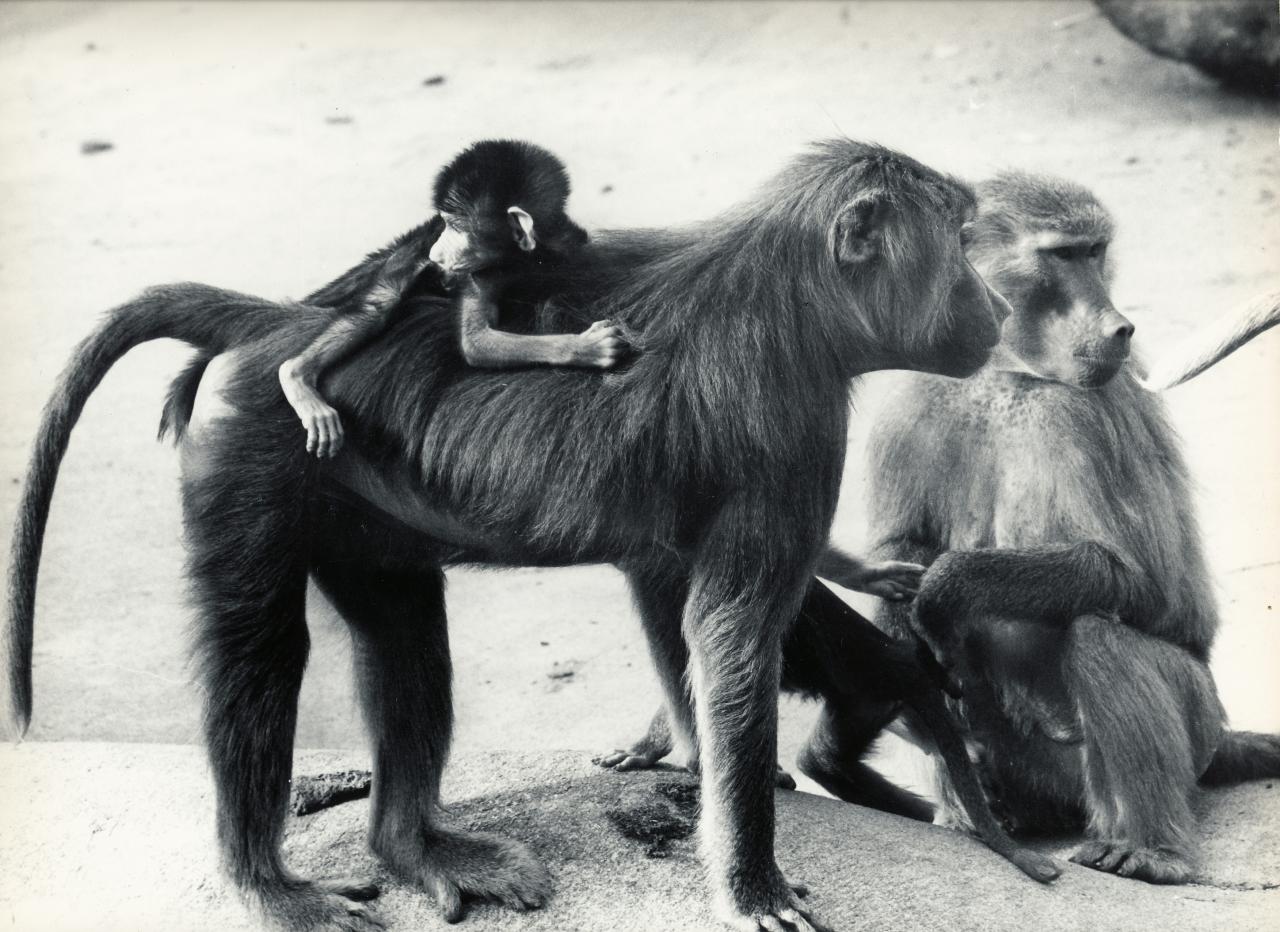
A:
<box><xmin>0</xmin><ymin>743</ymin><xmax>1276</xmax><ymax>931</ymax></box>
<box><xmin>1096</xmin><ymin>0</ymin><xmax>1280</xmax><ymax>96</ymax></box>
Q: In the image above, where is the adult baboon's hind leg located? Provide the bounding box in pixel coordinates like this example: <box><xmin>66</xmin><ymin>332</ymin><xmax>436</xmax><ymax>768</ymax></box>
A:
<box><xmin>312</xmin><ymin>555</ymin><xmax>552</xmax><ymax>923</ymax></box>
<box><xmin>184</xmin><ymin>453</ymin><xmax>381</xmax><ymax>930</ymax></box>
<box><xmin>597</xmin><ymin>565</ymin><xmax>700</xmax><ymax>773</ymax></box>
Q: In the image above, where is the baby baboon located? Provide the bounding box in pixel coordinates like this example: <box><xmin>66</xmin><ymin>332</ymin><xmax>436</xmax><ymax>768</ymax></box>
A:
<box><xmin>279</xmin><ymin>139</ymin><xmax>626</xmax><ymax>457</ymax></box>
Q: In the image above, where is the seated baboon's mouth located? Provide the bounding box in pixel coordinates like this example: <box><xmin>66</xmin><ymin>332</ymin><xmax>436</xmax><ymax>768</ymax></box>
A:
<box><xmin>1073</xmin><ymin>351</ymin><xmax>1130</xmax><ymax>365</ymax></box>
<box><xmin>1075</xmin><ymin>357</ymin><xmax>1126</xmax><ymax>388</ymax></box>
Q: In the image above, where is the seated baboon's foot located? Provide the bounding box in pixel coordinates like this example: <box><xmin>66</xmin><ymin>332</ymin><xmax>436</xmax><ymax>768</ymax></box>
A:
<box><xmin>714</xmin><ymin>869</ymin><xmax>830</xmax><ymax>932</ymax></box>
<box><xmin>1070</xmin><ymin>840</ymin><xmax>1195</xmax><ymax>884</ymax></box>
<box><xmin>255</xmin><ymin>879</ymin><xmax>386</xmax><ymax>932</ymax></box>
<box><xmin>378</xmin><ymin>827</ymin><xmax>552</xmax><ymax>922</ymax></box>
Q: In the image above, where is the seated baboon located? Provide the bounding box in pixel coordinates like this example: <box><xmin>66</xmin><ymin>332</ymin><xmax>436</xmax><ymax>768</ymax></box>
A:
<box><xmin>848</xmin><ymin>172</ymin><xmax>1280</xmax><ymax>884</ymax></box>
<box><xmin>8</xmin><ymin>140</ymin><xmax>1008</xmax><ymax>931</ymax></box>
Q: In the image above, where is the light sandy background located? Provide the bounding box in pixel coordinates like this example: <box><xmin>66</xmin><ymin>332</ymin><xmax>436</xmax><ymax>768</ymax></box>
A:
<box><xmin>0</xmin><ymin>1</ymin><xmax>1276</xmax><ymax>799</ymax></box>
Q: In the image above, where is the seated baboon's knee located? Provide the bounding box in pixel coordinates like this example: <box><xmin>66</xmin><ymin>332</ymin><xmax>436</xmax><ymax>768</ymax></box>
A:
<box><xmin>1064</xmin><ymin>616</ymin><xmax>1221</xmax><ymax>852</ymax></box>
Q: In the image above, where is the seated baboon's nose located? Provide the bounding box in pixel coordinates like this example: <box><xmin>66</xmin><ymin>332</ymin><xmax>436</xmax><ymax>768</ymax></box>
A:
<box><xmin>1101</xmin><ymin>309</ymin><xmax>1134</xmax><ymax>343</ymax></box>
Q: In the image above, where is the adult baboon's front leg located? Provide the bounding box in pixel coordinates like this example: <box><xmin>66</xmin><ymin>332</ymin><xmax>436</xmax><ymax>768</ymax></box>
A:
<box><xmin>312</xmin><ymin>554</ymin><xmax>551</xmax><ymax>922</ymax></box>
<box><xmin>683</xmin><ymin>558</ymin><xmax>824</xmax><ymax>932</ymax></box>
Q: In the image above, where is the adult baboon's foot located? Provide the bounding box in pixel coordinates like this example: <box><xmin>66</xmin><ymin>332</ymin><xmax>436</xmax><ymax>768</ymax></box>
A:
<box><xmin>255</xmin><ymin>879</ymin><xmax>386</xmax><ymax>932</ymax></box>
<box><xmin>595</xmin><ymin>746</ymin><xmax>667</xmax><ymax>771</ymax></box>
<box><xmin>714</xmin><ymin>869</ymin><xmax>831</xmax><ymax>932</ymax></box>
<box><xmin>377</xmin><ymin>827</ymin><xmax>552</xmax><ymax>922</ymax></box>
<box><xmin>774</xmin><ymin>765</ymin><xmax>797</xmax><ymax>790</ymax></box>
<box><xmin>1070</xmin><ymin>840</ymin><xmax>1195</xmax><ymax>884</ymax></box>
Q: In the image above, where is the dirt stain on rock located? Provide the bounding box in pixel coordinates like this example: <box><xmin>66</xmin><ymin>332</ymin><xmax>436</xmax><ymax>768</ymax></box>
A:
<box><xmin>606</xmin><ymin>780</ymin><xmax>699</xmax><ymax>858</ymax></box>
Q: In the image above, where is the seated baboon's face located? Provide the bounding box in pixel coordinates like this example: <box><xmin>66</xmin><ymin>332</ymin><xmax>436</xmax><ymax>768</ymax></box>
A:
<box><xmin>977</xmin><ymin>238</ymin><xmax>1133</xmax><ymax>389</ymax></box>
<box><xmin>966</xmin><ymin>174</ymin><xmax>1133</xmax><ymax>390</ymax></box>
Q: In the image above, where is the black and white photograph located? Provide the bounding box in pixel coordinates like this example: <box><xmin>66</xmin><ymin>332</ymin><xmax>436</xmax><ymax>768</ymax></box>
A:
<box><xmin>0</xmin><ymin>2</ymin><xmax>1277</xmax><ymax>930</ymax></box>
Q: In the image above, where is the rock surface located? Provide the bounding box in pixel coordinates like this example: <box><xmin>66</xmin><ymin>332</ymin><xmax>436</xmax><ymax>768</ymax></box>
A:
<box><xmin>0</xmin><ymin>743</ymin><xmax>1275</xmax><ymax>931</ymax></box>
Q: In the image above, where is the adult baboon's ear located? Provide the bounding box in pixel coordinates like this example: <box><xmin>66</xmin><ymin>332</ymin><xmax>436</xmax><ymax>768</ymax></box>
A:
<box><xmin>833</xmin><ymin>194</ymin><xmax>888</xmax><ymax>266</ymax></box>
<box><xmin>508</xmin><ymin>207</ymin><xmax>537</xmax><ymax>252</ymax></box>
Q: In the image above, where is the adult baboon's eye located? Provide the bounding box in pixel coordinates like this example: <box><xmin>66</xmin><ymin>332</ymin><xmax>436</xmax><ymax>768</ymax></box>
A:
<box><xmin>1088</xmin><ymin>242</ymin><xmax>1107</xmax><ymax>259</ymax></box>
<box><xmin>1046</xmin><ymin>246</ymin><xmax>1078</xmax><ymax>261</ymax></box>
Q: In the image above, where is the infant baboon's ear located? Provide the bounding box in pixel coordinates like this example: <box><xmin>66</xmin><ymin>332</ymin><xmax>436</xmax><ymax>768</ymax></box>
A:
<box><xmin>833</xmin><ymin>193</ymin><xmax>889</xmax><ymax>266</ymax></box>
<box><xmin>507</xmin><ymin>207</ymin><xmax>537</xmax><ymax>252</ymax></box>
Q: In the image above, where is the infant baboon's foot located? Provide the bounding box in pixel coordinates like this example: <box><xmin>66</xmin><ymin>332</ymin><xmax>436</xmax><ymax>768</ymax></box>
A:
<box><xmin>714</xmin><ymin>869</ymin><xmax>830</xmax><ymax>932</ymax></box>
<box><xmin>1070</xmin><ymin>840</ymin><xmax>1195</xmax><ymax>884</ymax></box>
<box><xmin>775</xmin><ymin>765</ymin><xmax>797</xmax><ymax>790</ymax></box>
<box><xmin>255</xmin><ymin>879</ymin><xmax>385</xmax><ymax>932</ymax></box>
<box><xmin>385</xmin><ymin>827</ymin><xmax>552</xmax><ymax>923</ymax></box>
<box><xmin>570</xmin><ymin>319</ymin><xmax>628</xmax><ymax>368</ymax></box>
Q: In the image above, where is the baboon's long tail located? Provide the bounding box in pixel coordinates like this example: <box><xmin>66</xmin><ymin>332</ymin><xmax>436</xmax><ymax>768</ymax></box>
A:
<box><xmin>1137</xmin><ymin>291</ymin><xmax>1280</xmax><ymax>391</ymax></box>
<box><xmin>5</xmin><ymin>283</ymin><xmax>299</xmax><ymax>736</ymax></box>
<box><xmin>1200</xmin><ymin>730</ymin><xmax>1280</xmax><ymax>787</ymax></box>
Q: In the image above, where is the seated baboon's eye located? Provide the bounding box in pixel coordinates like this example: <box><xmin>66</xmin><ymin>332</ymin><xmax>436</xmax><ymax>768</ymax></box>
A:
<box><xmin>1046</xmin><ymin>246</ymin><xmax>1078</xmax><ymax>261</ymax></box>
<box><xmin>1088</xmin><ymin>242</ymin><xmax>1107</xmax><ymax>260</ymax></box>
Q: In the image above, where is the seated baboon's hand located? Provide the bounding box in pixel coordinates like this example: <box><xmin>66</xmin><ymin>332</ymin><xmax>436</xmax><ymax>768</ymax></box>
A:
<box><xmin>908</xmin><ymin>551</ymin><xmax>979</xmax><ymax>675</ymax></box>
<box><xmin>569</xmin><ymin>319</ymin><xmax>629</xmax><ymax>368</ymax></box>
<box><xmin>856</xmin><ymin>559</ymin><xmax>925</xmax><ymax>601</ymax></box>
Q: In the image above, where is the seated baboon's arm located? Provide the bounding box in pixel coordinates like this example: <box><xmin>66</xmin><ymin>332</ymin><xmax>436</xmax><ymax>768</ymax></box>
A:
<box><xmin>908</xmin><ymin>542</ymin><xmax>1138</xmax><ymax>743</ymax></box>
<box><xmin>457</xmin><ymin>281</ymin><xmax>628</xmax><ymax>370</ymax></box>
<box><xmin>912</xmin><ymin>541</ymin><xmax>1134</xmax><ymax>646</ymax></box>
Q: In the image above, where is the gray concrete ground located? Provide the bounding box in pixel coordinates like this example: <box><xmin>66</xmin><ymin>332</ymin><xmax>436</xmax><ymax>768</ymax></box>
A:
<box><xmin>0</xmin><ymin>1</ymin><xmax>1277</xmax><ymax>929</ymax></box>
<box><xmin>0</xmin><ymin>743</ymin><xmax>1276</xmax><ymax>932</ymax></box>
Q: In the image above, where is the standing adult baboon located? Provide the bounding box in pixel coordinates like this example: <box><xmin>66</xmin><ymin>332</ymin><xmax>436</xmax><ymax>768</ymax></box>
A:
<box><xmin>8</xmin><ymin>140</ymin><xmax>1007</xmax><ymax>931</ymax></box>
<box><xmin>817</xmin><ymin>172</ymin><xmax>1280</xmax><ymax>885</ymax></box>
